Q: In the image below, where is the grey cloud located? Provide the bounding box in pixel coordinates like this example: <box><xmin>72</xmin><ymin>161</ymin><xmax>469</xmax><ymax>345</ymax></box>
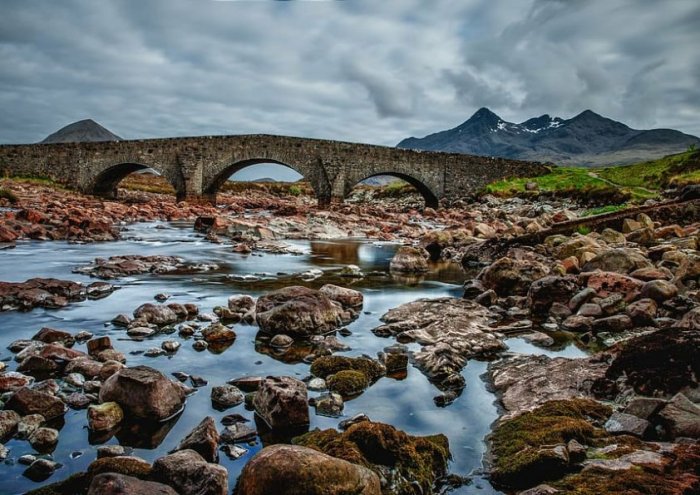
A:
<box><xmin>0</xmin><ymin>0</ymin><xmax>697</xmax><ymax>146</ymax></box>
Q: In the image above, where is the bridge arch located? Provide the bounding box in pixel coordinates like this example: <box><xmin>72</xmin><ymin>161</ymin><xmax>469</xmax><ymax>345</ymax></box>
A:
<box><xmin>202</xmin><ymin>158</ymin><xmax>321</xmax><ymax>204</ymax></box>
<box><xmin>86</xmin><ymin>161</ymin><xmax>182</xmax><ymax>200</ymax></box>
<box><xmin>346</xmin><ymin>171</ymin><xmax>440</xmax><ymax>209</ymax></box>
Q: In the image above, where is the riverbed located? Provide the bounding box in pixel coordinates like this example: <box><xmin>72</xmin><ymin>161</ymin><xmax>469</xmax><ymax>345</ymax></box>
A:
<box><xmin>0</xmin><ymin>220</ymin><xmax>587</xmax><ymax>494</ymax></box>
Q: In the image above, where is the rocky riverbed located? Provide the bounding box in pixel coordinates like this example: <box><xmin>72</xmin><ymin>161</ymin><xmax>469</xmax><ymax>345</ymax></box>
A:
<box><xmin>0</xmin><ymin>180</ymin><xmax>698</xmax><ymax>494</ymax></box>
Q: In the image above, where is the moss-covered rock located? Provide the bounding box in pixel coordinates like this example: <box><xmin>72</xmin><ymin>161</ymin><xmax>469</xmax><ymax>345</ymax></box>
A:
<box><xmin>310</xmin><ymin>355</ymin><xmax>385</xmax><ymax>383</ymax></box>
<box><xmin>294</xmin><ymin>421</ymin><xmax>450</xmax><ymax>495</ymax></box>
<box><xmin>327</xmin><ymin>370</ymin><xmax>369</xmax><ymax>398</ymax></box>
<box><xmin>490</xmin><ymin>399</ymin><xmax>611</xmax><ymax>489</ymax></box>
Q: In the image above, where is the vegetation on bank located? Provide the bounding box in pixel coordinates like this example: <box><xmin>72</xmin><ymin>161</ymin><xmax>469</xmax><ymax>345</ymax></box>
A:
<box><xmin>118</xmin><ymin>173</ymin><xmax>314</xmax><ymax>197</ymax></box>
<box><xmin>0</xmin><ymin>187</ymin><xmax>18</xmax><ymax>203</ymax></box>
<box><xmin>598</xmin><ymin>148</ymin><xmax>700</xmax><ymax>189</ymax></box>
<box><xmin>483</xmin><ymin>148</ymin><xmax>700</xmax><ymax>206</ymax></box>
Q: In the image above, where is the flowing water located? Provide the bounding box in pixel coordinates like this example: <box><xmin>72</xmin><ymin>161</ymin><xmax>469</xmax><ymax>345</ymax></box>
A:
<box><xmin>0</xmin><ymin>221</ymin><xmax>587</xmax><ymax>494</ymax></box>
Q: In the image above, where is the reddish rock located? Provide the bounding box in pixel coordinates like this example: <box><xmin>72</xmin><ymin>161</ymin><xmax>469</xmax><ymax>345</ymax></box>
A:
<box><xmin>639</xmin><ymin>279</ymin><xmax>679</xmax><ymax>302</ymax></box>
<box><xmin>87</xmin><ymin>336</ymin><xmax>113</xmax><ymax>357</ymax></box>
<box><xmin>625</xmin><ymin>299</ymin><xmax>658</xmax><ymax>326</ymax></box>
<box><xmin>31</xmin><ymin>327</ymin><xmax>75</xmax><ymax>347</ymax></box>
<box><xmin>201</xmin><ymin>323</ymin><xmax>236</xmax><ymax>343</ymax></box>
<box><xmin>0</xmin><ymin>372</ymin><xmax>33</xmax><ymax>393</ymax></box>
<box><xmin>40</xmin><ymin>343</ymin><xmax>86</xmax><ymax>362</ymax></box>
<box><xmin>586</xmin><ymin>271</ymin><xmax>643</xmax><ymax>301</ymax></box>
<box><xmin>5</xmin><ymin>387</ymin><xmax>66</xmax><ymax>420</ymax></box>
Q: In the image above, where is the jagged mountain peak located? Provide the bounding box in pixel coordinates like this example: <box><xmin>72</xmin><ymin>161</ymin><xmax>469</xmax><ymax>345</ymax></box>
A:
<box><xmin>397</xmin><ymin>109</ymin><xmax>700</xmax><ymax>166</ymax></box>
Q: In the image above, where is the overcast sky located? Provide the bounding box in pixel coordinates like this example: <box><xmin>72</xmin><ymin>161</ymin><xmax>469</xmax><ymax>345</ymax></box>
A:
<box><xmin>1</xmin><ymin>0</ymin><xmax>698</xmax><ymax>146</ymax></box>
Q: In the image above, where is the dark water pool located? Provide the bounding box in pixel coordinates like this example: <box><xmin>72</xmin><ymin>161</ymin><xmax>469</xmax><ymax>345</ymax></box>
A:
<box><xmin>0</xmin><ymin>221</ymin><xmax>586</xmax><ymax>494</ymax></box>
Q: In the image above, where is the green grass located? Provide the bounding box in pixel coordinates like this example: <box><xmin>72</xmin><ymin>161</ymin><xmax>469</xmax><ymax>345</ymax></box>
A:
<box><xmin>484</xmin><ymin>167</ymin><xmax>605</xmax><ymax>196</ymax></box>
<box><xmin>598</xmin><ymin>149</ymin><xmax>700</xmax><ymax>189</ymax></box>
<box><xmin>0</xmin><ymin>188</ymin><xmax>18</xmax><ymax>203</ymax></box>
<box><xmin>483</xmin><ymin>149</ymin><xmax>700</xmax><ymax>204</ymax></box>
<box><xmin>581</xmin><ymin>204</ymin><xmax>628</xmax><ymax>217</ymax></box>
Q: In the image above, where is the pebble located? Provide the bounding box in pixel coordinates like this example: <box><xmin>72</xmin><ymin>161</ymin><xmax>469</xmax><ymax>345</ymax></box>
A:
<box><xmin>221</xmin><ymin>444</ymin><xmax>247</xmax><ymax>460</ymax></box>
<box><xmin>192</xmin><ymin>340</ymin><xmax>208</xmax><ymax>351</ymax></box>
<box><xmin>162</xmin><ymin>340</ymin><xmax>181</xmax><ymax>352</ymax></box>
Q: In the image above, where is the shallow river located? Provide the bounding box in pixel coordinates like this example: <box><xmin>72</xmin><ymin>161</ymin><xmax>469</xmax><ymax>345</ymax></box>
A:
<box><xmin>0</xmin><ymin>221</ymin><xmax>587</xmax><ymax>494</ymax></box>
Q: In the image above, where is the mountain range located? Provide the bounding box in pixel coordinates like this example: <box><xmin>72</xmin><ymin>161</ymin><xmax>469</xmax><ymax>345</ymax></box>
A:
<box><xmin>397</xmin><ymin>108</ymin><xmax>700</xmax><ymax>166</ymax></box>
<box><xmin>41</xmin><ymin>119</ymin><xmax>122</xmax><ymax>144</ymax></box>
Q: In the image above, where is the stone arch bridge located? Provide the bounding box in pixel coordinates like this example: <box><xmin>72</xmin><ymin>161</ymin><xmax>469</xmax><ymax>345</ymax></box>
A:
<box><xmin>0</xmin><ymin>134</ymin><xmax>548</xmax><ymax>207</ymax></box>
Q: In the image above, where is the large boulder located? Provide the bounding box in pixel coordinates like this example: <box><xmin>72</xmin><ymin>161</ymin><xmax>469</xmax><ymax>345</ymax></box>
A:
<box><xmin>478</xmin><ymin>256</ymin><xmax>549</xmax><ymax>296</ymax></box>
<box><xmin>235</xmin><ymin>444</ymin><xmax>381</xmax><ymax>495</ymax></box>
<box><xmin>253</xmin><ymin>376</ymin><xmax>309</xmax><ymax>430</ymax></box>
<box><xmin>389</xmin><ymin>246</ymin><xmax>429</xmax><ymax>273</ymax></box>
<box><xmin>88</xmin><ymin>473</ymin><xmax>178</xmax><ymax>495</ymax></box>
<box><xmin>152</xmin><ymin>450</ymin><xmax>227</xmax><ymax>495</ymax></box>
<box><xmin>255</xmin><ymin>286</ymin><xmax>344</xmax><ymax>337</ymax></box>
<box><xmin>99</xmin><ymin>366</ymin><xmax>185</xmax><ymax>421</ymax></box>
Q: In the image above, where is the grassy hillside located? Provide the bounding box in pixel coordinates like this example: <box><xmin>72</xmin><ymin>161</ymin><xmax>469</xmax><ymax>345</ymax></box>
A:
<box><xmin>598</xmin><ymin>148</ymin><xmax>700</xmax><ymax>189</ymax></box>
<box><xmin>483</xmin><ymin>148</ymin><xmax>700</xmax><ymax>205</ymax></box>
